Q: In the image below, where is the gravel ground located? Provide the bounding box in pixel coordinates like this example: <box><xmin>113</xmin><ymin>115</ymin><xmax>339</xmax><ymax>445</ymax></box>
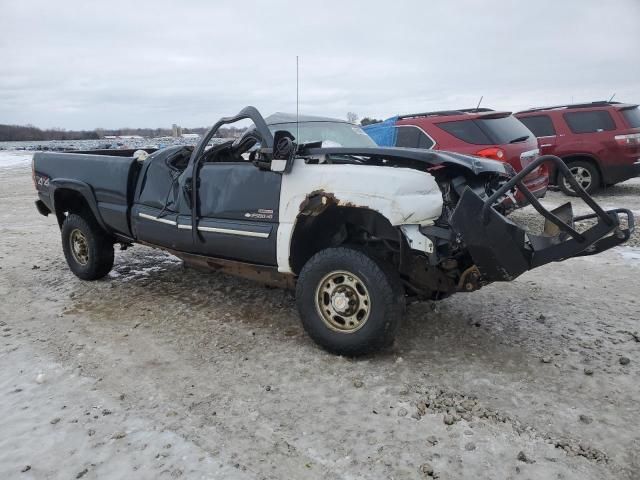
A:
<box><xmin>1</xmin><ymin>159</ymin><xmax>639</xmax><ymax>479</ymax></box>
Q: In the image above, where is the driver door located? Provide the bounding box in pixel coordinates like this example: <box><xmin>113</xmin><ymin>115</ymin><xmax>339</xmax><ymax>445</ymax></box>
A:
<box><xmin>193</xmin><ymin>162</ymin><xmax>281</xmax><ymax>265</ymax></box>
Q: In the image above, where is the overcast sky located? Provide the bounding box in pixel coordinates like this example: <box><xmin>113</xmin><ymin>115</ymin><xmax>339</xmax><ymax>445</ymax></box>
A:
<box><xmin>1</xmin><ymin>0</ymin><xmax>639</xmax><ymax>129</ymax></box>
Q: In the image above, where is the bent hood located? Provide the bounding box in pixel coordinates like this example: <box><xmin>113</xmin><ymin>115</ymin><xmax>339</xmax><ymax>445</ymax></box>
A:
<box><xmin>302</xmin><ymin>146</ymin><xmax>514</xmax><ymax>176</ymax></box>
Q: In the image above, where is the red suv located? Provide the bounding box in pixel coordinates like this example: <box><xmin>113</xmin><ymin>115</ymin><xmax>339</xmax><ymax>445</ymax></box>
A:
<box><xmin>362</xmin><ymin>108</ymin><xmax>548</xmax><ymax>202</ymax></box>
<box><xmin>516</xmin><ymin>101</ymin><xmax>640</xmax><ymax>195</ymax></box>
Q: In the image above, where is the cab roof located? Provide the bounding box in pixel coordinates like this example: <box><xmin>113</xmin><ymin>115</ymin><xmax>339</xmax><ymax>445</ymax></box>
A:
<box><xmin>265</xmin><ymin>112</ymin><xmax>349</xmax><ymax>125</ymax></box>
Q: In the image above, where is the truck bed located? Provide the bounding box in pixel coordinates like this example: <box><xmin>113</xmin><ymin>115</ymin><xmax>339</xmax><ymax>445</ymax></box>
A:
<box><xmin>33</xmin><ymin>151</ymin><xmax>142</xmax><ymax>238</ymax></box>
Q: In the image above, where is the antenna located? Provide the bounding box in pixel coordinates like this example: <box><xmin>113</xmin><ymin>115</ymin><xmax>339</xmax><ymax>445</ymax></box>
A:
<box><xmin>608</xmin><ymin>92</ymin><xmax>616</xmax><ymax>102</ymax></box>
<box><xmin>475</xmin><ymin>95</ymin><xmax>483</xmax><ymax>111</ymax></box>
<box><xmin>296</xmin><ymin>56</ymin><xmax>300</xmax><ymax>144</ymax></box>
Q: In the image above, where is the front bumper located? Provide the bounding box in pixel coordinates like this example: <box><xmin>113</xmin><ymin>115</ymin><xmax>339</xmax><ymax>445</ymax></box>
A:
<box><xmin>450</xmin><ymin>155</ymin><xmax>634</xmax><ymax>285</ymax></box>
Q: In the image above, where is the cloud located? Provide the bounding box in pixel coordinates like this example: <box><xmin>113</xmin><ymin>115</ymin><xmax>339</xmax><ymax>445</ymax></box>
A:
<box><xmin>1</xmin><ymin>0</ymin><xmax>638</xmax><ymax>129</ymax></box>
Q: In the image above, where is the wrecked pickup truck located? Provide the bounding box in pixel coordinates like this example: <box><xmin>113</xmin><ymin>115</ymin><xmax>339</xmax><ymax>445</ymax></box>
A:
<box><xmin>33</xmin><ymin>107</ymin><xmax>634</xmax><ymax>355</ymax></box>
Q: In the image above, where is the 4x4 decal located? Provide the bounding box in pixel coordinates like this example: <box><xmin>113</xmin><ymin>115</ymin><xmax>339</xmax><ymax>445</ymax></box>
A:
<box><xmin>35</xmin><ymin>174</ymin><xmax>50</xmax><ymax>190</ymax></box>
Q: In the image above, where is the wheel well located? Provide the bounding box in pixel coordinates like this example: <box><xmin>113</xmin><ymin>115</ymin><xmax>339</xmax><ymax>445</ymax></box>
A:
<box><xmin>53</xmin><ymin>188</ymin><xmax>93</xmax><ymax>227</ymax></box>
<box><xmin>289</xmin><ymin>205</ymin><xmax>399</xmax><ymax>274</ymax></box>
<box><xmin>557</xmin><ymin>155</ymin><xmax>602</xmax><ymax>186</ymax></box>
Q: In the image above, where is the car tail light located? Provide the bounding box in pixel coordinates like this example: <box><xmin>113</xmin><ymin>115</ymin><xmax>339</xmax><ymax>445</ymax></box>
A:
<box><xmin>31</xmin><ymin>156</ymin><xmax>36</xmax><ymax>187</ymax></box>
<box><xmin>475</xmin><ymin>147</ymin><xmax>505</xmax><ymax>161</ymax></box>
<box><xmin>615</xmin><ymin>133</ymin><xmax>640</xmax><ymax>146</ymax></box>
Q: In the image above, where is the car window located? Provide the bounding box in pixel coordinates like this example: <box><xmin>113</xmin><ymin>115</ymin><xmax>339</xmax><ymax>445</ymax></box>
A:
<box><xmin>476</xmin><ymin>115</ymin><xmax>533</xmax><ymax>144</ymax></box>
<box><xmin>267</xmin><ymin>121</ymin><xmax>377</xmax><ymax>148</ymax></box>
<box><xmin>395</xmin><ymin>126</ymin><xmax>434</xmax><ymax>149</ymax></box>
<box><xmin>436</xmin><ymin>120</ymin><xmax>492</xmax><ymax>145</ymax></box>
<box><xmin>518</xmin><ymin>115</ymin><xmax>556</xmax><ymax>137</ymax></box>
<box><xmin>621</xmin><ymin>107</ymin><xmax>640</xmax><ymax>128</ymax></box>
<box><xmin>563</xmin><ymin>110</ymin><xmax>616</xmax><ymax>134</ymax></box>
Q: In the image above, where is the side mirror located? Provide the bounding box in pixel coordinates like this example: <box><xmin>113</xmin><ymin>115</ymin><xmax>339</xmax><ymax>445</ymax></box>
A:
<box><xmin>271</xmin><ymin>130</ymin><xmax>296</xmax><ymax>173</ymax></box>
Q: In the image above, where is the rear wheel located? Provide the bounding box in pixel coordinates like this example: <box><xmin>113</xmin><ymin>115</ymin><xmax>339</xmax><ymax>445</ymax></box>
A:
<box><xmin>558</xmin><ymin>160</ymin><xmax>600</xmax><ymax>196</ymax></box>
<box><xmin>296</xmin><ymin>247</ymin><xmax>405</xmax><ymax>356</ymax></box>
<box><xmin>61</xmin><ymin>214</ymin><xmax>114</xmax><ymax>280</ymax></box>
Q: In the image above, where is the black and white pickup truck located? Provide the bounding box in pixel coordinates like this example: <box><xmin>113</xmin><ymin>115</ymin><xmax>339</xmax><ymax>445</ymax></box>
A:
<box><xmin>33</xmin><ymin>107</ymin><xmax>634</xmax><ymax>355</ymax></box>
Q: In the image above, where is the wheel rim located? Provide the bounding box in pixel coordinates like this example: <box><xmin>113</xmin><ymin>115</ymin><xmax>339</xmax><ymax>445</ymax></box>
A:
<box><xmin>562</xmin><ymin>166</ymin><xmax>592</xmax><ymax>191</ymax></box>
<box><xmin>70</xmin><ymin>229</ymin><xmax>89</xmax><ymax>265</ymax></box>
<box><xmin>315</xmin><ymin>270</ymin><xmax>371</xmax><ymax>333</ymax></box>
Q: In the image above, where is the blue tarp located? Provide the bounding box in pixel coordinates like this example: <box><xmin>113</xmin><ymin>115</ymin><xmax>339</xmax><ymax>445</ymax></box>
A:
<box><xmin>361</xmin><ymin>116</ymin><xmax>398</xmax><ymax>147</ymax></box>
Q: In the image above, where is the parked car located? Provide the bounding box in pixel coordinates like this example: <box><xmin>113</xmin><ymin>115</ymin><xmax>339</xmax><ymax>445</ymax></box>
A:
<box><xmin>362</xmin><ymin>108</ymin><xmax>549</xmax><ymax>205</ymax></box>
<box><xmin>32</xmin><ymin>107</ymin><xmax>633</xmax><ymax>356</ymax></box>
<box><xmin>515</xmin><ymin>101</ymin><xmax>640</xmax><ymax>195</ymax></box>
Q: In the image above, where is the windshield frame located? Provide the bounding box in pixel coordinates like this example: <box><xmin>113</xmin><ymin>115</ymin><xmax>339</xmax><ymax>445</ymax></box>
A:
<box><xmin>267</xmin><ymin>121</ymin><xmax>378</xmax><ymax>149</ymax></box>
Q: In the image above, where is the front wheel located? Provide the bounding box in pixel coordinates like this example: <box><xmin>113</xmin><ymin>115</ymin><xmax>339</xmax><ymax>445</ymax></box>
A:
<box><xmin>61</xmin><ymin>214</ymin><xmax>114</xmax><ymax>280</ymax></box>
<box><xmin>296</xmin><ymin>247</ymin><xmax>405</xmax><ymax>356</ymax></box>
<box><xmin>558</xmin><ymin>160</ymin><xmax>600</xmax><ymax>196</ymax></box>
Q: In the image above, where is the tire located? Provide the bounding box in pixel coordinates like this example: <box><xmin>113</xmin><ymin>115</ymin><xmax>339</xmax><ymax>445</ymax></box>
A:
<box><xmin>61</xmin><ymin>213</ymin><xmax>114</xmax><ymax>280</ymax></box>
<box><xmin>296</xmin><ymin>246</ymin><xmax>405</xmax><ymax>356</ymax></box>
<box><xmin>558</xmin><ymin>160</ymin><xmax>600</xmax><ymax>196</ymax></box>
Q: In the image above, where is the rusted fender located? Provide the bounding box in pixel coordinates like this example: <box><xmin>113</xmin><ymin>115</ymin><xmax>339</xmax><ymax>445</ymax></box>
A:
<box><xmin>280</xmin><ymin>164</ymin><xmax>443</xmax><ymax>226</ymax></box>
<box><xmin>275</xmin><ymin>164</ymin><xmax>444</xmax><ymax>273</ymax></box>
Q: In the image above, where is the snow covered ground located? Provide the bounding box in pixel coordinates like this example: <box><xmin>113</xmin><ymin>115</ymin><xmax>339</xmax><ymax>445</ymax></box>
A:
<box><xmin>0</xmin><ymin>151</ymin><xmax>32</xmax><ymax>169</ymax></box>
<box><xmin>1</xmin><ymin>158</ymin><xmax>639</xmax><ymax>479</ymax></box>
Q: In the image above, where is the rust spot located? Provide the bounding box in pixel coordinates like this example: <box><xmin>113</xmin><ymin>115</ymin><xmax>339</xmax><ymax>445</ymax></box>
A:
<box><xmin>298</xmin><ymin>190</ymin><xmax>339</xmax><ymax>216</ymax></box>
<box><xmin>457</xmin><ymin>265</ymin><xmax>482</xmax><ymax>292</ymax></box>
<box><xmin>298</xmin><ymin>190</ymin><xmax>362</xmax><ymax>216</ymax></box>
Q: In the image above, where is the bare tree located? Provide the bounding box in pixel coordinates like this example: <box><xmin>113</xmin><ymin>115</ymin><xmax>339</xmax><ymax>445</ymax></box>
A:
<box><xmin>346</xmin><ymin>112</ymin><xmax>359</xmax><ymax>124</ymax></box>
<box><xmin>360</xmin><ymin>117</ymin><xmax>383</xmax><ymax>126</ymax></box>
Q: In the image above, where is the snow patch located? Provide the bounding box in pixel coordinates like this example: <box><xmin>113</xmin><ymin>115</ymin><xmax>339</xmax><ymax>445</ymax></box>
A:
<box><xmin>618</xmin><ymin>247</ymin><xmax>640</xmax><ymax>266</ymax></box>
<box><xmin>0</xmin><ymin>151</ymin><xmax>33</xmax><ymax>169</ymax></box>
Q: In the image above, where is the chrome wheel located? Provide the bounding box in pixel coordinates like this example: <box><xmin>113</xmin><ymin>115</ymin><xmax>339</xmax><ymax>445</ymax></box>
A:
<box><xmin>69</xmin><ymin>229</ymin><xmax>89</xmax><ymax>265</ymax></box>
<box><xmin>315</xmin><ymin>270</ymin><xmax>371</xmax><ymax>333</ymax></box>
<box><xmin>562</xmin><ymin>166</ymin><xmax>593</xmax><ymax>192</ymax></box>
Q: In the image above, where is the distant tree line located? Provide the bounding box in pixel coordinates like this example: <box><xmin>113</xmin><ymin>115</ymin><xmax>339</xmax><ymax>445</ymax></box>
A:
<box><xmin>214</xmin><ymin>126</ymin><xmax>247</xmax><ymax>138</ymax></box>
<box><xmin>0</xmin><ymin>123</ymin><xmax>248</xmax><ymax>141</ymax></box>
<box><xmin>99</xmin><ymin>127</ymin><xmax>173</xmax><ymax>138</ymax></box>
<box><xmin>3</xmin><ymin>114</ymin><xmax>389</xmax><ymax>142</ymax></box>
<box><xmin>0</xmin><ymin>124</ymin><xmax>100</xmax><ymax>141</ymax></box>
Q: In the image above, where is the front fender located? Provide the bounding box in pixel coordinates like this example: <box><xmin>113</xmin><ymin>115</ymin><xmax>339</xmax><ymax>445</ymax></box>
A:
<box><xmin>280</xmin><ymin>164</ymin><xmax>443</xmax><ymax>226</ymax></box>
<box><xmin>276</xmin><ymin>164</ymin><xmax>444</xmax><ymax>273</ymax></box>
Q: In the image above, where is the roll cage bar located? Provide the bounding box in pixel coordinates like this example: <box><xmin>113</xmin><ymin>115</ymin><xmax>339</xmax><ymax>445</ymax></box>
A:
<box><xmin>183</xmin><ymin>106</ymin><xmax>275</xmax><ymax>237</ymax></box>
